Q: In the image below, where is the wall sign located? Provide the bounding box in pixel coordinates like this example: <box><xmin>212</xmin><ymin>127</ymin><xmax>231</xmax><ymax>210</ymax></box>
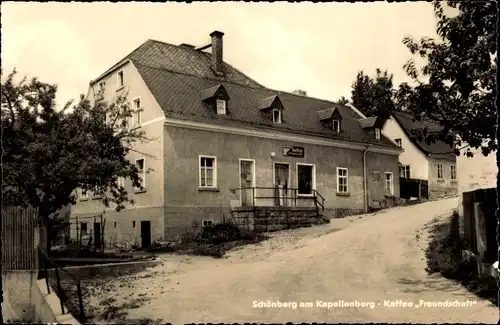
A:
<box><xmin>283</xmin><ymin>146</ymin><xmax>305</xmax><ymax>158</ymax></box>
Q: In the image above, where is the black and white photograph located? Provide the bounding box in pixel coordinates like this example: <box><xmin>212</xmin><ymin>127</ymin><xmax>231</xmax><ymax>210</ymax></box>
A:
<box><xmin>1</xmin><ymin>1</ymin><xmax>498</xmax><ymax>324</ymax></box>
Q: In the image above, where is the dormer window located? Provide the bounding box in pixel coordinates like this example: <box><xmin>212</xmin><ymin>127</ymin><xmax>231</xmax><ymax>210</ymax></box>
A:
<box><xmin>216</xmin><ymin>99</ymin><xmax>227</xmax><ymax>115</ymax></box>
<box><xmin>272</xmin><ymin>109</ymin><xmax>282</xmax><ymax>124</ymax></box>
<box><xmin>201</xmin><ymin>84</ymin><xmax>230</xmax><ymax>115</ymax></box>
<box><xmin>395</xmin><ymin>138</ymin><xmax>402</xmax><ymax>147</ymax></box>
<box><xmin>317</xmin><ymin>107</ymin><xmax>343</xmax><ymax>132</ymax></box>
<box><xmin>375</xmin><ymin>128</ymin><xmax>381</xmax><ymax>140</ymax></box>
<box><xmin>333</xmin><ymin>119</ymin><xmax>341</xmax><ymax>132</ymax></box>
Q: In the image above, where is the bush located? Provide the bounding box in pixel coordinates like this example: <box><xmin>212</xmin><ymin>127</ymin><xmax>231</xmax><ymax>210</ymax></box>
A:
<box><xmin>200</xmin><ymin>223</ymin><xmax>242</xmax><ymax>244</ymax></box>
<box><xmin>426</xmin><ymin>211</ymin><xmax>498</xmax><ymax>306</ymax></box>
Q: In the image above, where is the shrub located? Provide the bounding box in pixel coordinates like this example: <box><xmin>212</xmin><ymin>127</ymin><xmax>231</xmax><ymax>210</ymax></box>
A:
<box><xmin>426</xmin><ymin>211</ymin><xmax>498</xmax><ymax>306</ymax></box>
<box><xmin>200</xmin><ymin>223</ymin><xmax>242</xmax><ymax>244</ymax></box>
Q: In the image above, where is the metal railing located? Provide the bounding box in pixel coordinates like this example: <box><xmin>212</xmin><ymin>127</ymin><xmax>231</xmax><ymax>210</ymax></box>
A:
<box><xmin>231</xmin><ymin>186</ymin><xmax>325</xmax><ymax>214</ymax></box>
<box><xmin>38</xmin><ymin>247</ymin><xmax>85</xmax><ymax>320</ymax></box>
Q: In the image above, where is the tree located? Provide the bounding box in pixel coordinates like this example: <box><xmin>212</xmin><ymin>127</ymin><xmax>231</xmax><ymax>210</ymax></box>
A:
<box><xmin>397</xmin><ymin>0</ymin><xmax>497</xmax><ymax>157</ymax></box>
<box><xmin>335</xmin><ymin>96</ymin><xmax>349</xmax><ymax>105</ymax></box>
<box><xmin>1</xmin><ymin>69</ymin><xmax>151</xmax><ymax>253</ymax></box>
<box><xmin>350</xmin><ymin>69</ymin><xmax>397</xmax><ymax>121</ymax></box>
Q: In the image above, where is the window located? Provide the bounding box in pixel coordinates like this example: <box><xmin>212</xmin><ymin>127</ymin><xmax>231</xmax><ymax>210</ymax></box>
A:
<box><xmin>337</xmin><ymin>167</ymin><xmax>348</xmax><ymax>193</ymax></box>
<box><xmin>98</xmin><ymin>82</ymin><xmax>105</xmax><ymax>93</ymax></box>
<box><xmin>395</xmin><ymin>138</ymin><xmax>402</xmax><ymax>147</ymax></box>
<box><xmin>272</xmin><ymin>109</ymin><xmax>282</xmax><ymax>124</ymax></box>
<box><xmin>199</xmin><ymin>156</ymin><xmax>216</xmax><ymax>188</ymax></box>
<box><xmin>133</xmin><ymin>221</ymin><xmax>136</xmax><ymax>228</ymax></box>
<box><xmin>202</xmin><ymin>220</ymin><xmax>213</xmax><ymax>227</ymax></box>
<box><xmin>80</xmin><ymin>222</ymin><xmax>88</xmax><ymax>235</ymax></box>
<box><xmin>81</xmin><ymin>189</ymin><xmax>88</xmax><ymax>199</ymax></box>
<box><xmin>133</xmin><ymin>98</ymin><xmax>142</xmax><ymax>126</ymax></box>
<box><xmin>400</xmin><ymin>165</ymin><xmax>411</xmax><ymax>179</ymax></box>
<box><xmin>117</xmin><ymin>71</ymin><xmax>124</xmax><ymax>88</ymax></box>
<box><xmin>297</xmin><ymin>164</ymin><xmax>315</xmax><ymax>195</ymax></box>
<box><xmin>437</xmin><ymin>164</ymin><xmax>443</xmax><ymax>179</ymax></box>
<box><xmin>375</xmin><ymin>128</ymin><xmax>381</xmax><ymax>140</ymax></box>
<box><xmin>114</xmin><ymin>222</ymin><xmax>117</xmax><ymax>229</ymax></box>
<box><xmin>333</xmin><ymin>120</ymin><xmax>341</xmax><ymax>132</ymax></box>
<box><xmin>135</xmin><ymin>158</ymin><xmax>146</xmax><ymax>189</ymax></box>
<box><xmin>451</xmin><ymin>165</ymin><xmax>456</xmax><ymax>180</ymax></box>
<box><xmin>385</xmin><ymin>172</ymin><xmax>394</xmax><ymax>196</ymax></box>
<box><xmin>216</xmin><ymin>99</ymin><xmax>226</xmax><ymax>115</ymax></box>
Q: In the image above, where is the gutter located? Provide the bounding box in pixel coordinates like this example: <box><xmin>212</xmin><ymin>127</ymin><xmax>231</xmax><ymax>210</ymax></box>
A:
<box><xmin>363</xmin><ymin>145</ymin><xmax>372</xmax><ymax>213</ymax></box>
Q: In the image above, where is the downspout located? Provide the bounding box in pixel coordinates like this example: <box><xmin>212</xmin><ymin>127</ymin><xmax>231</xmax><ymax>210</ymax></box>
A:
<box><xmin>363</xmin><ymin>145</ymin><xmax>372</xmax><ymax>213</ymax></box>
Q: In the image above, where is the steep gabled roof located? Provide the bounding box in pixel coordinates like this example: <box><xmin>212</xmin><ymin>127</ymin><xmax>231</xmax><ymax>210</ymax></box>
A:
<box><xmin>91</xmin><ymin>38</ymin><xmax>402</xmax><ymax>150</ymax></box>
<box><xmin>91</xmin><ymin>39</ymin><xmax>265</xmax><ymax>88</ymax></box>
<box><xmin>393</xmin><ymin>111</ymin><xmax>456</xmax><ymax>161</ymax></box>
<box><xmin>135</xmin><ymin>61</ymin><xmax>399</xmax><ymax>148</ymax></box>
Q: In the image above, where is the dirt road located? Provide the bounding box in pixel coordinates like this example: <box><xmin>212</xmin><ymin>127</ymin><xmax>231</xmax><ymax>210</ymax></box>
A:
<box><xmin>87</xmin><ymin>197</ymin><xmax>499</xmax><ymax>324</ymax></box>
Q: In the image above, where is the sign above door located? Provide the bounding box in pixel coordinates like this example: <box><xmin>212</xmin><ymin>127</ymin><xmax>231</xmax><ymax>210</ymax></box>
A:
<box><xmin>283</xmin><ymin>146</ymin><xmax>304</xmax><ymax>158</ymax></box>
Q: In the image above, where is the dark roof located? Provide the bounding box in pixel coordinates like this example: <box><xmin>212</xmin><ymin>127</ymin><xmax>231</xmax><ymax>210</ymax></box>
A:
<box><xmin>91</xmin><ymin>39</ymin><xmax>264</xmax><ymax>88</ymax></box>
<box><xmin>393</xmin><ymin>111</ymin><xmax>456</xmax><ymax>161</ymax></box>
<box><xmin>200</xmin><ymin>84</ymin><xmax>229</xmax><ymax>101</ymax></box>
<box><xmin>358</xmin><ymin>117</ymin><xmax>378</xmax><ymax>129</ymax></box>
<box><xmin>257</xmin><ymin>95</ymin><xmax>282</xmax><ymax>111</ymax></box>
<box><xmin>317</xmin><ymin>107</ymin><xmax>341</xmax><ymax>121</ymax></box>
<box><xmin>92</xmin><ymin>39</ymin><xmax>402</xmax><ymax>150</ymax></box>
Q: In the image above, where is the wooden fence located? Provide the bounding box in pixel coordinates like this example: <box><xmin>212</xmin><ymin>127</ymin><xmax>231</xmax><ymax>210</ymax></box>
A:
<box><xmin>1</xmin><ymin>206</ymin><xmax>40</xmax><ymax>270</ymax></box>
<box><xmin>462</xmin><ymin>187</ymin><xmax>497</xmax><ymax>265</ymax></box>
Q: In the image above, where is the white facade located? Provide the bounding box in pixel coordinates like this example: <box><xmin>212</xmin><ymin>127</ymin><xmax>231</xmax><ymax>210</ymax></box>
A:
<box><xmin>457</xmin><ymin>145</ymin><xmax>497</xmax><ymax>216</ymax></box>
<box><xmin>381</xmin><ymin>116</ymin><xmax>429</xmax><ymax>180</ymax></box>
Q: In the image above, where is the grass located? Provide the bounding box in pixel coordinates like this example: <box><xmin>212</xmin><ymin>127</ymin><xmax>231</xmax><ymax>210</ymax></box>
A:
<box><xmin>425</xmin><ymin>210</ymin><xmax>498</xmax><ymax>307</ymax></box>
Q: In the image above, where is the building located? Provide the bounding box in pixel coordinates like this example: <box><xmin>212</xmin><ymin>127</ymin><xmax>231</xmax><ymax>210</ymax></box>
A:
<box><xmin>71</xmin><ymin>31</ymin><xmax>402</xmax><ymax>248</ymax></box>
<box><xmin>377</xmin><ymin>111</ymin><xmax>458</xmax><ymax>199</ymax></box>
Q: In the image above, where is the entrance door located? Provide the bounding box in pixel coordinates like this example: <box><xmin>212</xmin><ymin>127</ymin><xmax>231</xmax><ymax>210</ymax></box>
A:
<box><xmin>274</xmin><ymin>163</ymin><xmax>289</xmax><ymax>207</ymax></box>
<box><xmin>370</xmin><ymin>171</ymin><xmax>382</xmax><ymax>207</ymax></box>
<box><xmin>140</xmin><ymin>221</ymin><xmax>152</xmax><ymax>249</ymax></box>
<box><xmin>240</xmin><ymin>160</ymin><xmax>254</xmax><ymax>206</ymax></box>
<box><xmin>93</xmin><ymin>222</ymin><xmax>101</xmax><ymax>250</ymax></box>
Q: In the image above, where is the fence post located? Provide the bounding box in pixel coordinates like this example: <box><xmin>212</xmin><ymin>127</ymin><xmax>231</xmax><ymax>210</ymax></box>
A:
<box><xmin>76</xmin><ymin>280</ymin><xmax>85</xmax><ymax>319</ymax></box>
<box><xmin>54</xmin><ymin>267</ymin><xmax>65</xmax><ymax>314</ymax></box>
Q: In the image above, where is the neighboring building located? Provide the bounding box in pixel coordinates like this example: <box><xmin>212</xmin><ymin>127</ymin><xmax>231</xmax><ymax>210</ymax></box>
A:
<box><xmin>71</xmin><ymin>31</ymin><xmax>402</xmax><ymax>247</ymax></box>
<box><xmin>379</xmin><ymin>111</ymin><xmax>458</xmax><ymax>199</ymax></box>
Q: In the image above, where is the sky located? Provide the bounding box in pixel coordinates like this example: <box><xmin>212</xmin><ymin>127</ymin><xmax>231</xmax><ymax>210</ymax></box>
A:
<box><xmin>2</xmin><ymin>2</ymin><xmax>441</xmax><ymax>107</ymax></box>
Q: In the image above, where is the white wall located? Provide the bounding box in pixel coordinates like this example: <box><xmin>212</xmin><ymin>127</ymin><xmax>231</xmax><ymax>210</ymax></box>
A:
<box><xmin>382</xmin><ymin>116</ymin><xmax>429</xmax><ymax>180</ymax></box>
<box><xmin>457</xmin><ymin>145</ymin><xmax>497</xmax><ymax>216</ymax></box>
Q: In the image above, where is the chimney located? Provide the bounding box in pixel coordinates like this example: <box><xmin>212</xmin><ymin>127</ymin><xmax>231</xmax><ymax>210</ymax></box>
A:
<box><xmin>210</xmin><ymin>30</ymin><xmax>224</xmax><ymax>75</ymax></box>
<box><xmin>292</xmin><ymin>89</ymin><xmax>307</xmax><ymax>96</ymax></box>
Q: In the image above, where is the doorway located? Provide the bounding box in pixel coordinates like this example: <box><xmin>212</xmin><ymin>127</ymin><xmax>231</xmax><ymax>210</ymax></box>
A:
<box><xmin>140</xmin><ymin>221</ymin><xmax>152</xmax><ymax>249</ymax></box>
<box><xmin>274</xmin><ymin>163</ymin><xmax>289</xmax><ymax>207</ymax></box>
<box><xmin>370</xmin><ymin>171</ymin><xmax>383</xmax><ymax>206</ymax></box>
<box><xmin>93</xmin><ymin>222</ymin><xmax>101</xmax><ymax>250</ymax></box>
<box><xmin>240</xmin><ymin>160</ymin><xmax>255</xmax><ymax>206</ymax></box>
